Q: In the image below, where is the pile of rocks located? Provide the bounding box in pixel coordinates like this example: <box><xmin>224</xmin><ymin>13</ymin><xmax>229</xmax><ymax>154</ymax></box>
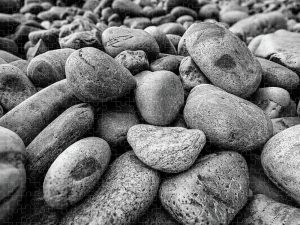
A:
<box><xmin>0</xmin><ymin>0</ymin><xmax>300</xmax><ymax>224</ymax></box>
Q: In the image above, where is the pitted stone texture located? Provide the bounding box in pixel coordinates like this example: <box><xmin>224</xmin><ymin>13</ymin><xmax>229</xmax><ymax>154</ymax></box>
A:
<box><xmin>128</xmin><ymin>124</ymin><xmax>206</xmax><ymax>173</ymax></box>
<box><xmin>159</xmin><ymin>151</ymin><xmax>249</xmax><ymax>225</ymax></box>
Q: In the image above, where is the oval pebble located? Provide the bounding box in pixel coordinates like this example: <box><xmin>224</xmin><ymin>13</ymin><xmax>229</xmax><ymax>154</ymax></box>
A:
<box><xmin>66</xmin><ymin>47</ymin><xmax>136</xmax><ymax>103</ymax></box>
<box><xmin>43</xmin><ymin>137</ymin><xmax>111</xmax><ymax>209</ymax></box>
<box><xmin>60</xmin><ymin>151</ymin><xmax>160</xmax><ymax>225</ymax></box>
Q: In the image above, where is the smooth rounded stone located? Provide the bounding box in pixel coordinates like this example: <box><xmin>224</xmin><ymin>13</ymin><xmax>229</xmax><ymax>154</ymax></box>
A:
<box><xmin>261</xmin><ymin>125</ymin><xmax>300</xmax><ymax>204</ymax></box>
<box><xmin>27</xmin><ymin>48</ymin><xmax>74</xmax><ymax>87</ymax></box>
<box><xmin>108</xmin><ymin>13</ymin><xmax>121</xmax><ymax>23</ymax></box>
<box><xmin>160</xmin><ymin>151</ymin><xmax>249</xmax><ymax>224</ymax></box>
<box><xmin>258</xmin><ymin>57</ymin><xmax>299</xmax><ymax>90</ymax></box>
<box><xmin>166</xmin><ymin>34</ymin><xmax>181</xmax><ymax>49</ymax></box>
<box><xmin>170</xmin><ymin>6</ymin><xmax>197</xmax><ymax>19</ymax></box>
<box><xmin>101</xmin><ymin>7</ymin><xmax>113</xmax><ymax>21</ymax></box>
<box><xmin>143</xmin><ymin>6</ymin><xmax>166</xmax><ymax>19</ymax></box>
<box><xmin>186</xmin><ymin>22</ymin><xmax>262</xmax><ymax>98</ymax></box>
<box><xmin>135</xmin><ymin>70</ymin><xmax>184</xmax><ymax>126</ymax></box>
<box><xmin>95</xmin><ymin>103</ymin><xmax>139</xmax><ymax>147</ymax></box>
<box><xmin>28</xmin><ymin>28</ymin><xmax>60</xmax><ymax>50</ymax></box>
<box><xmin>220</xmin><ymin>10</ymin><xmax>249</xmax><ymax>26</ymax></box>
<box><xmin>0</xmin><ymin>14</ymin><xmax>20</xmax><ymax>36</ymax></box>
<box><xmin>0</xmin><ymin>79</ymin><xmax>79</xmax><ymax>146</ymax></box>
<box><xmin>248</xmin><ymin>154</ymin><xmax>294</xmax><ymax>205</ymax></box>
<box><xmin>26</xmin><ymin>39</ymin><xmax>49</xmax><ymax>61</ymax></box>
<box><xmin>229</xmin><ymin>12</ymin><xmax>287</xmax><ymax>41</ymax></box>
<box><xmin>0</xmin><ymin>64</ymin><xmax>36</xmax><ymax>111</ymax></box>
<box><xmin>0</xmin><ymin>126</ymin><xmax>26</xmax><ymax>223</ymax></box>
<box><xmin>0</xmin><ymin>37</ymin><xmax>18</xmax><ymax>55</ymax></box>
<box><xmin>115</xmin><ymin>50</ymin><xmax>149</xmax><ymax>75</ymax></box>
<box><xmin>59</xmin><ymin>30</ymin><xmax>102</xmax><ymax>50</ymax></box>
<box><xmin>248</xmin><ymin>34</ymin><xmax>265</xmax><ymax>53</ymax></box>
<box><xmin>26</xmin><ymin>103</ymin><xmax>94</xmax><ymax>183</ymax></box>
<box><xmin>9</xmin><ymin>60</ymin><xmax>29</xmax><ymax>75</ymax></box>
<box><xmin>158</xmin><ymin>22</ymin><xmax>186</xmax><ymax>36</ymax></box>
<box><xmin>199</xmin><ymin>4</ymin><xmax>219</xmax><ymax>20</ymax></box>
<box><xmin>239</xmin><ymin>194</ymin><xmax>300</xmax><ymax>224</ymax></box>
<box><xmin>38</xmin><ymin>7</ymin><xmax>64</xmax><ymax>23</ymax></box>
<box><xmin>150</xmin><ymin>55</ymin><xmax>181</xmax><ymax>73</ymax></box>
<box><xmin>272</xmin><ymin>116</ymin><xmax>300</xmax><ymax>135</ymax></box>
<box><xmin>112</xmin><ymin>0</ymin><xmax>144</xmax><ymax>17</ymax></box>
<box><xmin>11</xmin><ymin>187</ymin><xmax>61</xmax><ymax>225</ymax></box>
<box><xmin>43</xmin><ymin>137</ymin><xmax>111</xmax><ymax>209</ymax></box>
<box><xmin>60</xmin><ymin>151</ymin><xmax>160</xmax><ymax>225</ymax></box>
<box><xmin>144</xmin><ymin>26</ymin><xmax>177</xmax><ymax>55</ymax></box>
<box><xmin>164</xmin><ymin>0</ymin><xmax>199</xmax><ymax>12</ymax></box>
<box><xmin>179</xmin><ymin>56</ymin><xmax>209</xmax><ymax>91</ymax></box>
<box><xmin>253</xmin><ymin>30</ymin><xmax>300</xmax><ymax>75</ymax></box>
<box><xmin>20</xmin><ymin>3</ymin><xmax>44</xmax><ymax>14</ymax></box>
<box><xmin>66</xmin><ymin>47</ymin><xmax>136</xmax><ymax>103</ymax></box>
<box><xmin>135</xmin><ymin>203</ymin><xmax>180</xmax><ymax>225</ymax></box>
<box><xmin>252</xmin><ymin>87</ymin><xmax>291</xmax><ymax>119</ymax></box>
<box><xmin>0</xmin><ymin>50</ymin><xmax>21</xmax><ymax>63</ymax></box>
<box><xmin>151</xmin><ymin>14</ymin><xmax>175</xmax><ymax>26</ymax></box>
<box><xmin>127</xmin><ymin>17</ymin><xmax>151</xmax><ymax>29</ymax></box>
<box><xmin>178</xmin><ymin>22</ymin><xmax>204</xmax><ymax>56</ymax></box>
<box><xmin>184</xmin><ymin>84</ymin><xmax>273</xmax><ymax>152</ymax></box>
<box><xmin>176</xmin><ymin>15</ymin><xmax>193</xmax><ymax>24</ymax></box>
<box><xmin>128</xmin><ymin>124</ymin><xmax>206</xmax><ymax>173</ymax></box>
<box><xmin>102</xmin><ymin>27</ymin><xmax>160</xmax><ymax>59</ymax></box>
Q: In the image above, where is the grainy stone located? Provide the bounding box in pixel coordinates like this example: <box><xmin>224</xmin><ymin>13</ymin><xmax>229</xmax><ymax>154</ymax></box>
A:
<box><xmin>128</xmin><ymin>124</ymin><xmax>206</xmax><ymax>173</ymax></box>
<box><xmin>160</xmin><ymin>151</ymin><xmax>249</xmax><ymax>224</ymax></box>
<box><xmin>60</xmin><ymin>151</ymin><xmax>160</xmax><ymax>225</ymax></box>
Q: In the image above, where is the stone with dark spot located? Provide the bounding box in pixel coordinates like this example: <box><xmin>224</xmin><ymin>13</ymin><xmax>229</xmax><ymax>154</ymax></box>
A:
<box><xmin>26</xmin><ymin>103</ymin><xmax>94</xmax><ymax>184</ymax></box>
<box><xmin>128</xmin><ymin>124</ymin><xmax>206</xmax><ymax>173</ymax></box>
<box><xmin>43</xmin><ymin>137</ymin><xmax>111</xmax><ymax>209</ymax></box>
<box><xmin>159</xmin><ymin>151</ymin><xmax>249</xmax><ymax>224</ymax></box>
<box><xmin>186</xmin><ymin>22</ymin><xmax>262</xmax><ymax>98</ymax></box>
<box><xmin>215</xmin><ymin>54</ymin><xmax>236</xmax><ymax>70</ymax></box>
<box><xmin>60</xmin><ymin>151</ymin><xmax>160</xmax><ymax>225</ymax></box>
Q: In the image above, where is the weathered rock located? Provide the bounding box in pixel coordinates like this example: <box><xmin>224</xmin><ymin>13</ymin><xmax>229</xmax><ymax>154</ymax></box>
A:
<box><xmin>115</xmin><ymin>50</ymin><xmax>149</xmax><ymax>75</ymax></box>
<box><xmin>128</xmin><ymin>124</ymin><xmax>206</xmax><ymax>173</ymax></box>
<box><xmin>186</xmin><ymin>22</ymin><xmax>262</xmax><ymax>98</ymax></box>
<box><xmin>258</xmin><ymin>57</ymin><xmax>299</xmax><ymax>90</ymax></box>
<box><xmin>43</xmin><ymin>137</ymin><xmax>111</xmax><ymax>209</ymax></box>
<box><xmin>160</xmin><ymin>151</ymin><xmax>249</xmax><ymax>224</ymax></box>
<box><xmin>184</xmin><ymin>84</ymin><xmax>273</xmax><ymax>152</ymax></box>
<box><xmin>102</xmin><ymin>27</ymin><xmax>160</xmax><ymax>59</ymax></box>
<box><xmin>253</xmin><ymin>30</ymin><xmax>300</xmax><ymax>75</ymax></box>
<box><xmin>60</xmin><ymin>151</ymin><xmax>160</xmax><ymax>225</ymax></box>
<box><xmin>66</xmin><ymin>47</ymin><xmax>136</xmax><ymax>103</ymax></box>
<box><xmin>135</xmin><ymin>70</ymin><xmax>184</xmax><ymax>126</ymax></box>
<box><xmin>262</xmin><ymin>124</ymin><xmax>300</xmax><ymax>204</ymax></box>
